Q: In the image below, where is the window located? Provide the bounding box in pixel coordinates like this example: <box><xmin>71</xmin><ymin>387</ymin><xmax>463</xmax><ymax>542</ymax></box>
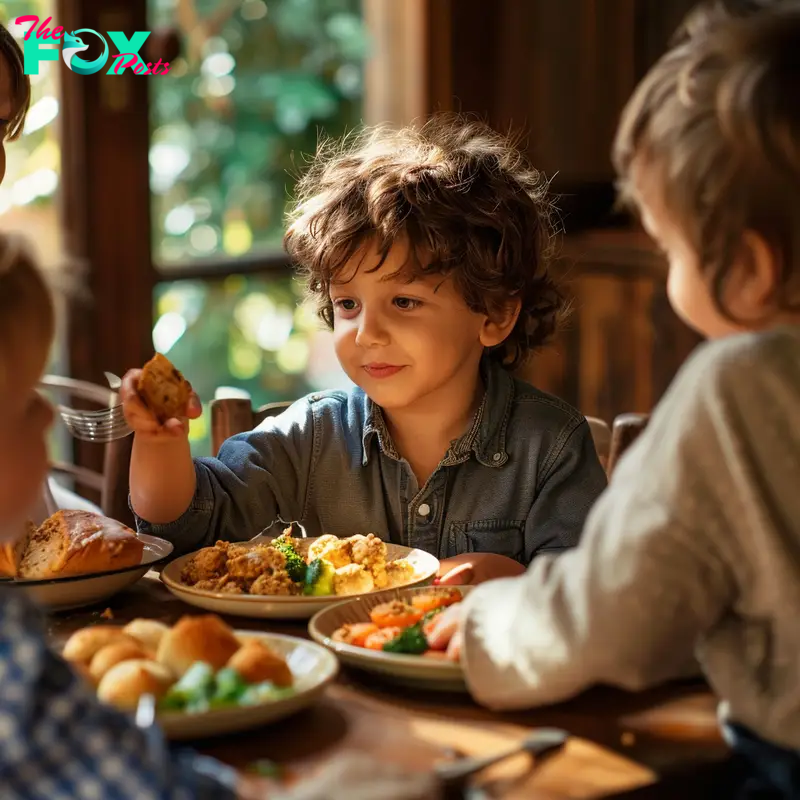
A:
<box><xmin>148</xmin><ymin>0</ymin><xmax>365</xmax><ymax>454</ymax></box>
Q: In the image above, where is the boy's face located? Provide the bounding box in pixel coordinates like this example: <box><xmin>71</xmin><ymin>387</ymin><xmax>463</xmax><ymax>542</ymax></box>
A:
<box><xmin>329</xmin><ymin>240</ymin><xmax>505</xmax><ymax>412</ymax></box>
<box><xmin>633</xmin><ymin>160</ymin><xmax>760</xmax><ymax>339</ymax></box>
<box><xmin>0</xmin><ymin>341</ymin><xmax>54</xmax><ymax>540</ymax></box>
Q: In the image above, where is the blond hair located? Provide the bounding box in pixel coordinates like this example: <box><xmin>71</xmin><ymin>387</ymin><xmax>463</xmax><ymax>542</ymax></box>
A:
<box><xmin>0</xmin><ymin>234</ymin><xmax>54</xmax><ymax>387</ymax></box>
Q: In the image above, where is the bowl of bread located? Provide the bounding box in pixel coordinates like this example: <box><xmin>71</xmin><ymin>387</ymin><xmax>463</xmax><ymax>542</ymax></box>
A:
<box><xmin>1</xmin><ymin>510</ymin><xmax>173</xmax><ymax>611</ymax></box>
<box><xmin>63</xmin><ymin>614</ymin><xmax>338</xmax><ymax>739</ymax></box>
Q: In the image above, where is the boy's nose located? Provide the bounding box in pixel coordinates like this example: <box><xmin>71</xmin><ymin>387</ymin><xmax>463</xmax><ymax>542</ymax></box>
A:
<box><xmin>355</xmin><ymin>310</ymin><xmax>390</xmax><ymax>347</ymax></box>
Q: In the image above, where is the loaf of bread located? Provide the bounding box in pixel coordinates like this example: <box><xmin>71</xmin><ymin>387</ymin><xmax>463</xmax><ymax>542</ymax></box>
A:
<box><xmin>63</xmin><ymin>626</ymin><xmax>139</xmax><ymax>664</ymax></box>
<box><xmin>0</xmin><ymin>521</ymin><xmax>35</xmax><ymax>577</ymax></box>
<box><xmin>137</xmin><ymin>353</ymin><xmax>192</xmax><ymax>423</ymax></box>
<box><xmin>8</xmin><ymin>510</ymin><xmax>144</xmax><ymax>581</ymax></box>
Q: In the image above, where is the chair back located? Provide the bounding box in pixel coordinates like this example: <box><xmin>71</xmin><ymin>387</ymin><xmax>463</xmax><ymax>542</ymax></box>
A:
<box><xmin>40</xmin><ymin>375</ymin><xmax>133</xmax><ymax>525</ymax></box>
<box><xmin>210</xmin><ymin>398</ymin><xmax>293</xmax><ymax>456</ymax></box>
<box><xmin>607</xmin><ymin>413</ymin><xmax>650</xmax><ymax>476</ymax></box>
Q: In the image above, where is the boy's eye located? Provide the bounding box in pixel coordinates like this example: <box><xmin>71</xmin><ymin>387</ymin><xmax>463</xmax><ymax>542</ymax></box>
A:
<box><xmin>332</xmin><ymin>298</ymin><xmax>357</xmax><ymax>311</ymax></box>
<box><xmin>393</xmin><ymin>297</ymin><xmax>421</xmax><ymax>310</ymax></box>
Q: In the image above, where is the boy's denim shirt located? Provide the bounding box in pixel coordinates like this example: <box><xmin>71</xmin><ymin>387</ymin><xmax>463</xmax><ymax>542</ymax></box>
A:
<box><xmin>136</xmin><ymin>358</ymin><xmax>607</xmax><ymax>564</ymax></box>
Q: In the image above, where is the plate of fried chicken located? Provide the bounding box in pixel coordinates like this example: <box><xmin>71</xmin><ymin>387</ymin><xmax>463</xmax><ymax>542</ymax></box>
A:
<box><xmin>160</xmin><ymin>529</ymin><xmax>440</xmax><ymax>619</ymax></box>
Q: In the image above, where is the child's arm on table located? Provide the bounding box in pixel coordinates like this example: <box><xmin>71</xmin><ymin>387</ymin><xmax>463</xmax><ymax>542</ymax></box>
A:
<box><xmin>122</xmin><ymin>370</ymin><xmax>314</xmax><ymax>553</ymax></box>
<box><xmin>429</xmin><ymin>343</ymin><xmax>760</xmax><ymax>708</ymax></box>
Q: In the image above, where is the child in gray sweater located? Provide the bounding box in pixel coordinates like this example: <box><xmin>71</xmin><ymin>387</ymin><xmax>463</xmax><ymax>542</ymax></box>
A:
<box><xmin>430</xmin><ymin>5</ymin><xmax>800</xmax><ymax>796</ymax></box>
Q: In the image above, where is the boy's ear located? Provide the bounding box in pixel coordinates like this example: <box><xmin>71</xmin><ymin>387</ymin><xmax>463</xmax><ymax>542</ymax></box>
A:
<box><xmin>738</xmin><ymin>229</ymin><xmax>781</xmax><ymax>310</ymax></box>
<box><xmin>480</xmin><ymin>298</ymin><xmax>521</xmax><ymax>347</ymax></box>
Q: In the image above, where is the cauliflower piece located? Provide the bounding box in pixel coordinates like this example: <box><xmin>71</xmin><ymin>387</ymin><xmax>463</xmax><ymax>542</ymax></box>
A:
<box><xmin>385</xmin><ymin>558</ymin><xmax>417</xmax><ymax>588</ymax></box>
<box><xmin>333</xmin><ymin>564</ymin><xmax>375</xmax><ymax>596</ymax></box>
<box><xmin>348</xmin><ymin>533</ymin><xmax>388</xmax><ymax>589</ymax></box>
<box><xmin>308</xmin><ymin>535</ymin><xmax>353</xmax><ymax>569</ymax></box>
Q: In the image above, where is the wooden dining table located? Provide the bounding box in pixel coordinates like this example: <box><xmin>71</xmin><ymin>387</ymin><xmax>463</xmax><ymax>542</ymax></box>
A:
<box><xmin>47</xmin><ymin>574</ymin><xmax>731</xmax><ymax>800</ymax></box>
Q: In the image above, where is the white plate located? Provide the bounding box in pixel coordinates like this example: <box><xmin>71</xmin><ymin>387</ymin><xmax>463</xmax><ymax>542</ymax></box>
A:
<box><xmin>1</xmin><ymin>534</ymin><xmax>174</xmax><ymax>612</ymax></box>
<box><xmin>308</xmin><ymin>586</ymin><xmax>471</xmax><ymax>692</ymax></box>
<box><xmin>160</xmin><ymin>539</ymin><xmax>440</xmax><ymax>620</ymax></box>
<box><xmin>158</xmin><ymin>631</ymin><xmax>338</xmax><ymax>740</ymax></box>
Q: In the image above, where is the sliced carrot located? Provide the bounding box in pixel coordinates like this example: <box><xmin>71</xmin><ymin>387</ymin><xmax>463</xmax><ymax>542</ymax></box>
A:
<box><xmin>411</xmin><ymin>589</ymin><xmax>462</xmax><ymax>614</ymax></box>
<box><xmin>332</xmin><ymin>622</ymin><xmax>379</xmax><ymax>647</ymax></box>
<box><xmin>363</xmin><ymin>627</ymin><xmax>403</xmax><ymax>650</ymax></box>
<box><xmin>369</xmin><ymin>600</ymin><xmax>423</xmax><ymax>629</ymax></box>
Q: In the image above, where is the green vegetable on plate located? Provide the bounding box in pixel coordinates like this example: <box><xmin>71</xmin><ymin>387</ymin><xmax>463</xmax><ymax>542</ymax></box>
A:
<box><xmin>382</xmin><ymin>622</ymin><xmax>428</xmax><ymax>655</ymax></box>
<box><xmin>270</xmin><ymin>534</ymin><xmax>307</xmax><ymax>583</ymax></box>
<box><xmin>303</xmin><ymin>558</ymin><xmax>335</xmax><ymax>596</ymax></box>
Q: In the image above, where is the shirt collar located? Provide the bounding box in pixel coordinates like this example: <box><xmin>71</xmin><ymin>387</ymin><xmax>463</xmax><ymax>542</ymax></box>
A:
<box><xmin>360</xmin><ymin>356</ymin><xmax>514</xmax><ymax>468</ymax></box>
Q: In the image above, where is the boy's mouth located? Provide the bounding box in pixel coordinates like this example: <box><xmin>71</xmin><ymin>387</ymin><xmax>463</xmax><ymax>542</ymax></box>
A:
<box><xmin>363</xmin><ymin>363</ymin><xmax>405</xmax><ymax>379</ymax></box>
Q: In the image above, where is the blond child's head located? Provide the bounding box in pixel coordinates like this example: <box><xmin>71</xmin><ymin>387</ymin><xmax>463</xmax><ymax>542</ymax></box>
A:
<box><xmin>285</xmin><ymin>114</ymin><xmax>565</xmax><ymax>411</ymax></box>
<box><xmin>0</xmin><ymin>234</ymin><xmax>54</xmax><ymax>532</ymax></box>
<box><xmin>613</xmin><ymin>6</ymin><xmax>800</xmax><ymax>339</ymax></box>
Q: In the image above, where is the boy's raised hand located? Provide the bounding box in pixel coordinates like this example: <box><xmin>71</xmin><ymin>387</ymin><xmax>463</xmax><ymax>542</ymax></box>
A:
<box><xmin>120</xmin><ymin>369</ymin><xmax>202</xmax><ymax>439</ymax></box>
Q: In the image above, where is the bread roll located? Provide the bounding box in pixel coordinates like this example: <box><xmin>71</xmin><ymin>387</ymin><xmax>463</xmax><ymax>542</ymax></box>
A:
<box><xmin>123</xmin><ymin>618</ymin><xmax>170</xmax><ymax>652</ymax></box>
<box><xmin>137</xmin><ymin>353</ymin><xmax>192</xmax><ymax>423</ymax></box>
<box><xmin>63</xmin><ymin>626</ymin><xmax>139</xmax><ymax>664</ymax></box>
<box><xmin>226</xmin><ymin>639</ymin><xmax>293</xmax><ymax>687</ymax></box>
<box><xmin>17</xmin><ymin>510</ymin><xmax>144</xmax><ymax>580</ymax></box>
<box><xmin>156</xmin><ymin>614</ymin><xmax>240</xmax><ymax>677</ymax></box>
<box><xmin>97</xmin><ymin>659</ymin><xmax>174</xmax><ymax>711</ymax></box>
<box><xmin>89</xmin><ymin>641</ymin><xmax>152</xmax><ymax>683</ymax></box>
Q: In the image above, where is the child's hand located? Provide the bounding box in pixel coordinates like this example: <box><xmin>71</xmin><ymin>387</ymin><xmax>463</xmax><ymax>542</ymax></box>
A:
<box><xmin>435</xmin><ymin>552</ymin><xmax>526</xmax><ymax>586</ymax></box>
<box><xmin>120</xmin><ymin>369</ymin><xmax>202</xmax><ymax>439</ymax></box>
<box><xmin>425</xmin><ymin>602</ymin><xmax>464</xmax><ymax>661</ymax></box>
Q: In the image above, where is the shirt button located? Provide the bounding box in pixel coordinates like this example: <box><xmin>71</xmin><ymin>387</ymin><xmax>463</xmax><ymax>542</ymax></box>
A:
<box><xmin>492</xmin><ymin>452</ymin><xmax>502</xmax><ymax>462</ymax></box>
<box><xmin>418</xmin><ymin>503</ymin><xmax>431</xmax><ymax>517</ymax></box>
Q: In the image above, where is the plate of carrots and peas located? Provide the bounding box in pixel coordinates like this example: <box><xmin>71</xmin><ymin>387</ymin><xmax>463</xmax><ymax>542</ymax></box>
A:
<box><xmin>308</xmin><ymin>586</ymin><xmax>469</xmax><ymax>691</ymax></box>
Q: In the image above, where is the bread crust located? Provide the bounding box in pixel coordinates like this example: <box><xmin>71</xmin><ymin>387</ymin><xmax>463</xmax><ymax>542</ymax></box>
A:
<box><xmin>137</xmin><ymin>353</ymin><xmax>192</xmax><ymax>423</ymax></box>
<box><xmin>18</xmin><ymin>510</ymin><xmax>144</xmax><ymax>580</ymax></box>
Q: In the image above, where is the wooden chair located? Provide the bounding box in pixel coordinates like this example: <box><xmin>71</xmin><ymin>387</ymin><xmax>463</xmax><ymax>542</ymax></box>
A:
<box><xmin>585</xmin><ymin>416</ymin><xmax>611</xmax><ymax>471</ymax></box>
<box><xmin>607</xmin><ymin>413</ymin><xmax>650</xmax><ymax>476</ymax></box>
<box><xmin>40</xmin><ymin>376</ymin><xmax>134</xmax><ymax>526</ymax></box>
<box><xmin>211</xmin><ymin>398</ymin><xmax>293</xmax><ymax>457</ymax></box>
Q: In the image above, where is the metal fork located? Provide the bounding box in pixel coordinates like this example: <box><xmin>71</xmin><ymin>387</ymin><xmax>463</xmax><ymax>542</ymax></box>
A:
<box><xmin>57</xmin><ymin>371</ymin><xmax>133</xmax><ymax>443</ymax></box>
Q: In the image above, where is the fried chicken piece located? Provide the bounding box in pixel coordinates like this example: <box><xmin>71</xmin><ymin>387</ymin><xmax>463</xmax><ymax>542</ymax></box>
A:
<box><xmin>333</xmin><ymin>563</ymin><xmax>374</xmax><ymax>596</ymax></box>
<box><xmin>226</xmin><ymin>546</ymin><xmax>286</xmax><ymax>581</ymax></box>
<box><xmin>349</xmin><ymin>533</ymin><xmax>389</xmax><ymax>589</ymax></box>
<box><xmin>307</xmin><ymin>535</ymin><xmax>352</xmax><ymax>569</ymax></box>
<box><xmin>249</xmin><ymin>570</ymin><xmax>299</xmax><ymax>596</ymax></box>
<box><xmin>180</xmin><ymin>545</ymin><xmax>228</xmax><ymax>585</ymax></box>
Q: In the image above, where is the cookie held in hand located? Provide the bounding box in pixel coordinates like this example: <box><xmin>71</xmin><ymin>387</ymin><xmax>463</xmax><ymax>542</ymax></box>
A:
<box><xmin>137</xmin><ymin>353</ymin><xmax>192</xmax><ymax>423</ymax></box>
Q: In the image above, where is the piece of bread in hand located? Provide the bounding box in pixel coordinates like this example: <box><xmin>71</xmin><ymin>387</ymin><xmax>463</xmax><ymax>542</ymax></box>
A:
<box><xmin>156</xmin><ymin>614</ymin><xmax>241</xmax><ymax>677</ymax></box>
<box><xmin>137</xmin><ymin>353</ymin><xmax>192</xmax><ymax>423</ymax></box>
<box><xmin>17</xmin><ymin>510</ymin><xmax>144</xmax><ymax>581</ymax></box>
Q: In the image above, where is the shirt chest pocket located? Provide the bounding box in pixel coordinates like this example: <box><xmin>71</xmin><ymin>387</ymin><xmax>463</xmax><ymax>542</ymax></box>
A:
<box><xmin>447</xmin><ymin>519</ymin><xmax>526</xmax><ymax>562</ymax></box>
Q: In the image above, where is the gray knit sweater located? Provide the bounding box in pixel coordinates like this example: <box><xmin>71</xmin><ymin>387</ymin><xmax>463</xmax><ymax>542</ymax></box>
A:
<box><xmin>463</xmin><ymin>325</ymin><xmax>800</xmax><ymax>750</ymax></box>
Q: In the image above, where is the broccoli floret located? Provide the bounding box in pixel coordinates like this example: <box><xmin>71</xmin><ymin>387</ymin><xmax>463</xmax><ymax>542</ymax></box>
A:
<box><xmin>303</xmin><ymin>558</ymin><xmax>335</xmax><ymax>596</ymax></box>
<box><xmin>382</xmin><ymin>622</ymin><xmax>428</xmax><ymax>655</ymax></box>
<box><xmin>270</xmin><ymin>533</ymin><xmax>306</xmax><ymax>583</ymax></box>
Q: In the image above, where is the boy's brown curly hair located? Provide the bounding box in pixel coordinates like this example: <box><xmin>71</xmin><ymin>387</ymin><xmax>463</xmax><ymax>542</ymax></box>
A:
<box><xmin>0</xmin><ymin>23</ymin><xmax>31</xmax><ymax>141</ymax></box>
<box><xmin>284</xmin><ymin>114</ymin><xmax>566</xmax><ymax>369</ymax></box>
